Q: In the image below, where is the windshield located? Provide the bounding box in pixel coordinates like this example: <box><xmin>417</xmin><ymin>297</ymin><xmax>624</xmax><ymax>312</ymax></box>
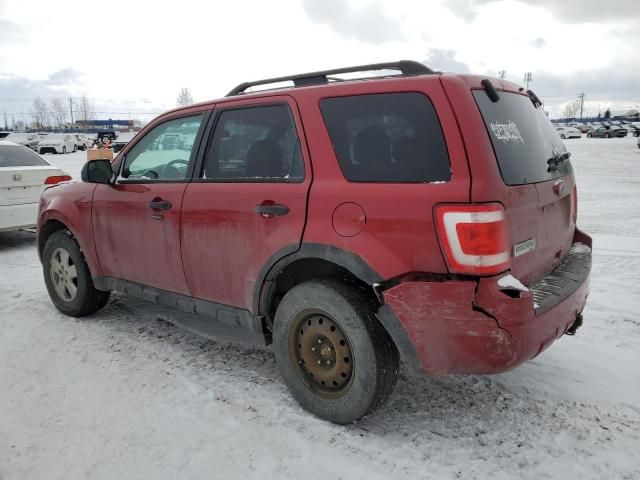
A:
<box><xmin>0</xmin><ymin>145</ymin><xmax>49</xmax><ymax>167</ymax></box>
<box><xmin>473</xmin><ymin>90</ymin><xmax>572</xmax><ymax>185</ymax></box>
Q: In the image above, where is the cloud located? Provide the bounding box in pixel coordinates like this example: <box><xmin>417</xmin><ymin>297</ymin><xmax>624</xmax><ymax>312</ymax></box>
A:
<box><xmin>531</xmin><ymin>37</ymin><xmax>545</xmax><ymax>48</ymax></box>
<box><xmin>0</xmin><ymin>19</ymin><xmax>25</xmax><ymax>43</ymax></box>
<box><xmin>47</xmin><ymin>68</ymin><xmax>84</xmax><ymax>86</ymax></box>
<box><xmin>301</xmin><ymin>0</ymin><xmax>404</xmax><ymax>44</ymax></box>
<box><xmin>446</xmin><ymin>0</ymin><xmax>639</xmax><ymax>23</ymax></box>
<box><xmin>424</xmin><ymin>49</ymin><xmax>470</xmax><ymax>73</ymax></box>
<box><xmin>531</xmin><ymin>61</ymin><xmax>640</xmax><ymax>117</ymax></box>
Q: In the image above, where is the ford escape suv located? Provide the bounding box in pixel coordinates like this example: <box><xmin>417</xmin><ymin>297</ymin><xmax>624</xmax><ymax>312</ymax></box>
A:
<box><xmin>37</xmin><ymin>61</ymin><xmax>591</xmax><ymax>424</ymax></box>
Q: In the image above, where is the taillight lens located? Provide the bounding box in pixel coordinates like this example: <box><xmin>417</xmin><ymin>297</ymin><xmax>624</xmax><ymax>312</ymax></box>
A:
<box><xmin>44</xmin><ymin>175</ymin><xmax>72</xmax><ymax>185</ymax></box>
<box><xmin>435</xmin><ymin>203</ymin><xmax>510</xmax><ymax>275</ymax></box>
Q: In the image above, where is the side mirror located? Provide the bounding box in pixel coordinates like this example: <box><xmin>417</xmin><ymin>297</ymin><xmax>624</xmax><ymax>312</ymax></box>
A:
<box><xmin>81</xmin><ymin>159</ymin><xmax>114</xmax><ymax>184</ymax></box>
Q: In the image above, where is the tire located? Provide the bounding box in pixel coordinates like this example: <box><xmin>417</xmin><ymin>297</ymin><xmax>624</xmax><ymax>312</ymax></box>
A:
<box><xmin>604</xmin><ymin>133</ymin><xmax>610</xmax><ymax>138</ymax></box>
<box><xmin>587</xmin><ymin>133</ymin><xmax>592</xmax><ymax>138</ymax></box>
<box><xmin>43</xmin><ymin>230</ymin><xmax>110</xmax><ymax>317</ymax></box>
<box><xmin>273</xmin><ymin>280</ymin><xmax>399</xmax><ymax>424</ymax></box>
<box><xmin>73</xmin><ymin>144</ymin><xmax>77</xmax><ymax>152</ymax></box>
<box><xmin>560</xmin><ymin>134</ymin><xmax>566</xmax><ymax>139</ymax></box>
<box><xmin>62</xmin><ymin>146</ymin><xmax>67</xmax><ymax>154</ymax></box>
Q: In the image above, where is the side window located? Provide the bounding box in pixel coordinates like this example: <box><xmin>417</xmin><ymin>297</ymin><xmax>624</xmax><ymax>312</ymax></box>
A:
<box><xmin>319</xmin><ymin>92</ymin><xmax>451</xmax><ymax>183</ymax></box>
<box><xmin>203</xmin><ymin>104</ymin><xmax>304</xmax><ymax>181</ymax></box>
<box><xmin>121</xmin><ymin>114</ymin><xmax>204</xmax><ymax>181</ymax></box>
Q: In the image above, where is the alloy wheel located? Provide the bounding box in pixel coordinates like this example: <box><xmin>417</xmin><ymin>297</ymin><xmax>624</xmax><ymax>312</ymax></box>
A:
<box><xmin>49</xmin><ymin>247</ymin><xmax>78</xmax><ymax>302</ymax></box>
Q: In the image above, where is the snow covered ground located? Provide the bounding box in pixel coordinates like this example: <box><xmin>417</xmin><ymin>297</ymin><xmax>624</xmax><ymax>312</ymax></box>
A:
<box><xmin>1</xmin><ymin>138</ymin><xmax>639</xmax><ymax>480</ymax></box>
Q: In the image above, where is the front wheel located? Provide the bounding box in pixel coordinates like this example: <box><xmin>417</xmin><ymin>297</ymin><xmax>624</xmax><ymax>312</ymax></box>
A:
<box><xmin>273</xmin><ymin>280</ymin><xmax>399</xmax><ymax>424</ymax></box>
<box><xmin>43</xmin><ymin>230</ymin><xmax>110</xmax><ymax>317</ymax></box>
<box><xmin>560</xmin><ymin>134</ymin><xmax>566</xmax><ymax>139</ymax></box>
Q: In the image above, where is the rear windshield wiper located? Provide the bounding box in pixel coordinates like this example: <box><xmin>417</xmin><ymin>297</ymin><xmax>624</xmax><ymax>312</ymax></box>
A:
<box><xmin>547</xmin><ymin>151</ymin><xmax>571</xmax><ymax>172</ymax></box>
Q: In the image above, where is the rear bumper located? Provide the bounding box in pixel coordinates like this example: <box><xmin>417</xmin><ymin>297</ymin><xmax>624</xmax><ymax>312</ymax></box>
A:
<box><xmin>381</xmin><ymin>231</ymin><xmax>592</xmax><ymax>376</ymax></box>
<box><xmin>0</xmin><ymin>202</ymin><xmax>38</xmax><ymax>231</ymax></box>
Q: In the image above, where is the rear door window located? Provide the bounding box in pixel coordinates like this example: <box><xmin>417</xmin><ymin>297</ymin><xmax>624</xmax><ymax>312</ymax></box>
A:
<box><xmin>473</xmin><ymin>91</ymin><xmax>572</xmax><ymax>185</ymax></box>
<box><xmin>203</xmin><ymin>104</ymin><xmax>304</xmax><ymax>182</ymax></box>
<box><xmin>319</xmin><ymin>92</ymin><xmax>451</xmax><ymax>183</ymax></box>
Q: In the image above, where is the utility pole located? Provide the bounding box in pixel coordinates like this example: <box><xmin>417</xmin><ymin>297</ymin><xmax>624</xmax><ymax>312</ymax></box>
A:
<box><xmin>68</xmin><ymin>97</ymin><xmax>74</xmax><ymax>126</ymax></box>
<box><xmin>524</xmin><ymin>72</ymin><xmax>532</xmax><ymax>89</ymax></box>
<box><xmin>578</xmin><ymin>92</ymin><xmax>586</xmax><ymax>120</ymax></box>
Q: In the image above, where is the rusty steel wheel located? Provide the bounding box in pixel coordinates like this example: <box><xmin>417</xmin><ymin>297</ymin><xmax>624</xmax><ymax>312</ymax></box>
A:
<box><xmin>291</xmin><ymin>313</ymin><xmax>354</xmax><ymax>397</ymax></box>
<box><xmin>274</xmin><ymin>280</ymin><xmax>399</xmax><ymax>424</ymax></box>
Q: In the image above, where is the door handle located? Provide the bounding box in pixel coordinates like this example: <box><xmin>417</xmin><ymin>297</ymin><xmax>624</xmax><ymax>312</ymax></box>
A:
<box><xmin>149</xmin><ymin>199</ymin><xmax>172</xmax><ymax>210</ymax></box>
<box><xmin>254</xmin><ymin>203</ymin><xmax>289</xmax><ymax>218</ymax></box>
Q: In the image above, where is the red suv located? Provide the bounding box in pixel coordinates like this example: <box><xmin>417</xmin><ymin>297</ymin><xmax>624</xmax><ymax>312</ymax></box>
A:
<box><xmin>37</xmin><ymin>61</ymin><xmax>591</xmax><ymax>424</ymax></box>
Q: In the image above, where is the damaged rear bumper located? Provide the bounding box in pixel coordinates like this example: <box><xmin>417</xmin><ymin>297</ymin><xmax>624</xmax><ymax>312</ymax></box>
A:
<box><xmin>379</xmin><ymin>235</ymin><xmax>592</xmax><ymax>376</ymax></box>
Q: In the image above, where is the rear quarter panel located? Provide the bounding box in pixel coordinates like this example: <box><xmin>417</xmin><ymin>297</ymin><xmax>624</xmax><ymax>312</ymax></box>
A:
<box><xmin>293</xmin><ymin>77</ymin><xmax>471</xmax><ymax>279</ymax></box>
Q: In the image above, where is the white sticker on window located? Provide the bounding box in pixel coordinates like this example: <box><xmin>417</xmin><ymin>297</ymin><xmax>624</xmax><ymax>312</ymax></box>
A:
<box><xmin>490</xmin><ymin>121</ymin><xmax>525</xmax><ymax>144</ymax></box>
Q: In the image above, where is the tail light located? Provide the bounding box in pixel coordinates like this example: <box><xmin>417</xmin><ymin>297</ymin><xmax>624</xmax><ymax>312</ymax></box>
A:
<box><xmin>44</xmin><ymin>175</ymin><xmax>72</xmax><ymax>185</ymax></box>
<box><xmin>435</xmin><ymin>203</ymin><xmax>510</xmax><ymax>275</ymax></box>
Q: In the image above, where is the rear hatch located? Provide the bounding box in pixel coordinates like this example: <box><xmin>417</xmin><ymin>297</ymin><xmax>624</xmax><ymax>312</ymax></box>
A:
<box><xmin>473</xmin><ymin>90</ymin><xmax>576</xmax><ymax>285</ymax></box>
<box><xmin>0</xmin><ymin>145</ymin><xmax>61</xmax><ymax>206</ymax></box>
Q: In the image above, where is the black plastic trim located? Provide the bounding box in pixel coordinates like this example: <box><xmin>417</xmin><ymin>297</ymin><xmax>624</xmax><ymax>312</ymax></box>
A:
<box><xmin>253</xmin><ymin>243</ymin><xmax>383</xmax><ymax>315</ymax></box>
<box><xmin>94</xmin><ymin>276</ymin><xmax>265</xmax><ymax>342</ymax></box>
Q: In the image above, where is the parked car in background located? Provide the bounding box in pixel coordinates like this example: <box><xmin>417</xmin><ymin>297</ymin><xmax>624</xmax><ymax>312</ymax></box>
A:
<box><xmin>587</xmin><ymin>126</ymin><xmax>628</xmax><ymax>138</ymax></box>
<box><xmin>556</xmin><ymin>126</ymin><xmax>582</xmax><ymax>139</ymax></box>
<box><xmin>5</xmin><ymin>132</ymin><xmax>40</xmax><ymax>150</ymax></box>
<box><xmin>37</xmin><ymin>61</ymin><xmax>592</xmax><ymax>424</ymax></box>
<box><xmin>37</xmin><ymin>133</ymin><xmax>77</xmax><ymax>154</ymax></box>
<box><xmin>72</xmin><ymin>134</ymin><xmax>90</xmax><ymax>151</ymax></box>
<box><xmin>112</xmin><ymin>132</ymin><xmax>138</xmax><ymax>153</ymax></box>
<box><xmin>575</xmin><ymin>124</ymin><xmax>592</xmax><ymax>133</ymax></box>
<box><xmin>0</xmin><ymin>141</ymin><xmax>70</xmax><ymax>231</ymax></box>
<box><xmin>629</xmin><ymin>123</ymin><xmax>640</xmax><ymax>137</ymax></box>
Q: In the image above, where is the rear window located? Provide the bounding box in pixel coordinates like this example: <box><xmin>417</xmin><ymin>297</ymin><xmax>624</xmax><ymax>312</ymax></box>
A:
<box><xmin>320</xmin><ymin>93</ymin><xmax>451</xmax><ymax>183</ymax></box>
<box><xmin>473</xmin><ymin>90</ymin><xmax>572</xmax><ymax>185</ymax></box>
<box><xmin>0</xmin><ymin>145</ymin><xmax>49</xmax><ymax>167</ymax></box>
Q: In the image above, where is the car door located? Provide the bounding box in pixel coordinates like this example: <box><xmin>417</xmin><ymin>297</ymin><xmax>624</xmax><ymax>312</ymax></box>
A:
<box><xmin>181</xmin><ymin>96</ymin><xmax>311</xmax><ymax>310</ymax></box>
<box><xmin>91</xmin><ymin>111</ymin><xmax>209</xmax><ymax>295</ymax></box>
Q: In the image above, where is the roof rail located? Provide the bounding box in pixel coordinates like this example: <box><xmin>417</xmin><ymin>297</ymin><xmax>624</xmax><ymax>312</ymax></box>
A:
<box><xmin>226</xmin><ymin>60</ymin><xmax>435</xmax><ymax>96</ymax></box>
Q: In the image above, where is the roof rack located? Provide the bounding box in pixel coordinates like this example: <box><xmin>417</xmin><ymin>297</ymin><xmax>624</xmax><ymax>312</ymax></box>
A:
<box><xmin>226</xmin><ymin>60</ymin><xmax>435</xmax><ymax>96</ymax></box>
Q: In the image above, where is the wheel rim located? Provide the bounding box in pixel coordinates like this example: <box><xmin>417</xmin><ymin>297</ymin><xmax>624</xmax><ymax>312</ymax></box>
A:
<box><xmin>290</xmin><ymin>312</ymin><xmax>354</xmax><ymax>398</ymax></box>
<box><xmin>49</xmin><ymin>247</ymin><xmax>78</xmax><ymax>302</ymax></box>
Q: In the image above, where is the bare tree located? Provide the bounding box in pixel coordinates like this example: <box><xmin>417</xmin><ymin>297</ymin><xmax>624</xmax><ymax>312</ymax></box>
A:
<box><xmin>77</xmin><ymin>95</ymin><xmax>95</xmax><ymax>128</ymax></box>
<box><xmin>562</xmin><ymin>100</ymin><xmax>581</xmax><ymax>119</ymax></box>
<box><xmin>50</xmin><ymin>97</ymin><xmax>67</xmax><ymax>128</ymax></box>
<box><xmin>32</xmin><ymin>97</ymin><xmax>48</xmax><ymax>129</ymax></box>
<box><xmin>176</xmin><ymin>88</ymin><xmax>194</xmax><ymax>106</ymax></box>
<box><xmin>3</xmin><ymin>111</ymin><xmax>8</xmax><ymax>130</ymax></box>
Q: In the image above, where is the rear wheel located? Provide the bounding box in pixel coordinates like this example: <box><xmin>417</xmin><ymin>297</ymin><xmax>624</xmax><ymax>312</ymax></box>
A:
<box><xmin>273</xmin><ymin>280</ymin><xmax>399</xmax><ymax>424</ymax></box>
<box><xmin>43</xmin><ymin>230</ymin><xmax>110</xmax><ymax>317</ymax></box>
<box><xmin>587</xmin><ymin>133</ymin><xmax>592</xmax><ymax>138</ymax></box>
<box><xmin>604</xmin><ymin>133</ymin><xmax>610</xmax><ymax>138</ymax></box>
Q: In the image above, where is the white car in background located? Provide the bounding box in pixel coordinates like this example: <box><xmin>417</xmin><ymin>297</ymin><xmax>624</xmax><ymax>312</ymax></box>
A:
<box><xmin>556</xmin><ymin>126</ymin><xmax>582</xmax><ymax>139</ymax></box>
<box><xmin>37</xmin><ymin>133</ymin><xmax>77</xmax><ymax>154</ymax></box>
<box><xmin>0</xmin><ymin>141</ymin><xmax>70</xmax><ymax>231</ymax></box>
<box><xmin>4</xmin><ymin>132</ymin><xmax>40</xmax><ymax>150</ymax></box>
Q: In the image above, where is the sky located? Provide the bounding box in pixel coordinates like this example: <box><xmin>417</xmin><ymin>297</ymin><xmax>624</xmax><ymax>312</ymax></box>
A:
<box><xmin>1</xmin><ymin>0</ymin><xmax>638</xmax><ymax>125</ymax></box>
